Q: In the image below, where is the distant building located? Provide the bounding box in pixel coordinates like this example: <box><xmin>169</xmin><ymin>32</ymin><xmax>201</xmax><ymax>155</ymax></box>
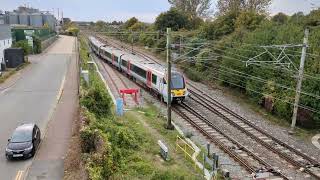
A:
<box><xmin>0</xmin><ymin>24</ymin><xmax>12</xmax><ymax>68</ymax></box>
<box><xmin>0</xmin><ymin>10</ymin><xmax>4</xmax><ymax>24</ymax></box>
<box><xmin>2</xmin><ymin>6</ymin><xmax>57</xmax><ymax>30</ymax></box>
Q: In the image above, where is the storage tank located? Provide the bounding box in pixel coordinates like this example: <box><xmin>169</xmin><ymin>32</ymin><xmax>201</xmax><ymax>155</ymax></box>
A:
<box><xmin>19</xmin><ymin>13</ymin><xmax>29</xmax><ymax>26</ymax></box>
<box><xmin>0</xmin><ymin>14</ymin><xmax>4</xmax><ymax>24</ymax></box>
<box><xmin>42</xmin><ymin>14</ymin><xmax>56</xmax><ymax>29</ymax></box>
<box><xmin>30</xmin><ymin>13</ymin><xmax>43</xmax><ymax>27</ymax></box>
<box><xmin>8</xmin><ymin>13</ymin><xmax>19</xmax><ymax>24</ymax></box>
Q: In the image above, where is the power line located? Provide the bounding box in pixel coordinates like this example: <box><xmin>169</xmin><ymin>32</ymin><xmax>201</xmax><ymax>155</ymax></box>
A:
<box><xmin>182</xmin><ymin>65</ymin><xmax>320</xmax><ymax>114</ymax></box>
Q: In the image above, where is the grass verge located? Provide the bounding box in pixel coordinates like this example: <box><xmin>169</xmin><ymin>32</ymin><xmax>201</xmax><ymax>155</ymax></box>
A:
<box><xmin>0</xmin><ymin>62</ymin><xmax>30</xmax><ymax>84</ymax></box>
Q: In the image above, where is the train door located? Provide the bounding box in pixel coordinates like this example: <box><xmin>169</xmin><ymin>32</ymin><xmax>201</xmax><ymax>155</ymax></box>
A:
<box><xmin>127</xmin><ymin>60</ymin><xmax>131</xmax><ymax>75</ymax></box>
<box><xmin>147</xmin><ymin>71</ymin><xmax>152</xmax><ymax>88</ymax></box>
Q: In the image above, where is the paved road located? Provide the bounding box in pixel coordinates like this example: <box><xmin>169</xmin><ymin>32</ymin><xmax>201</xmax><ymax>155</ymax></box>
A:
<box><xmin>0</xmin><ymin>35</ymin><xmax>75</xmax><ymax>180</ymax></box>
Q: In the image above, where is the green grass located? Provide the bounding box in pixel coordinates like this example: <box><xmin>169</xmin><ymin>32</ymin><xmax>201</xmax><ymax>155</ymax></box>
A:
<box><xmin>0</xmin><ymin>62</ymin><xmax>30</xmax><ymax>84</ymax></box>
<box><xmin>133</xmin><ymin>104</ymin><xmax>205</xmax><ymax>178</ymax></box>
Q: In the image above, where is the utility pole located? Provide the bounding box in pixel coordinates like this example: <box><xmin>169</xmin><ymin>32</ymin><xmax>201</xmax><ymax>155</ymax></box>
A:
<box><xmin>291</xmin><ymin>29</ymin><xmax>309</xmax><ymax>131</ymax></box>
<box><xmin>166</xmin><ymin>28</ymin><xmax>174</xmax><ymax>130</ymax></box>
<box><xmin>179</xmin><ymin>35</ymin><xmax>182</xmax><ymax>55</ymax></box>
<box><xmin>131</xmin><ymin>32</ymin><xmax>134</xmax><ymax>54</ymax></box>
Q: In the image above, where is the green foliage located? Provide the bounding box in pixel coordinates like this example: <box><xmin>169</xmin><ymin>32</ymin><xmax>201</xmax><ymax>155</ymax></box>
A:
<box><xmin>32</xmin><ymin>36</ymin><xmax>42</xmax><ymax>54</ymax></box>
<box><xmin>124</xmin><ymin>17</ymin><xmax>139</xmax><ymax>29</ymax></box>
<box><xmin>151</xmin><ymin>170</ymin><xmax>186</xmax><ymax>180</ymax></box>
<box><xmin>12</xmin><ymin>40</ymin><xmax>32</xmax><ymax>55</ymax></box>
<box><xmin>199</xmin><ymin>12</ymin><xmax>238</xmax><ymax>40</ymax></box>
<box><xmin>272</xmin><ymin>12</ymin><xmax>288</xmax><ymax>24</ymax></box>
<box><xmin>235</xmin><ymin>11</ymin><xmax>266</xmax><ymax>30</ymax></box>
<box><xmin>80</xmin><ymin>73</ymin><xmax>112</xmax><ymax>117</ymax></box>
<box><xmin>129</xmin><ymin>22</ymin><xmax>147</xmax><ymax>31</ymax></box>
<box><xmin>66</xmin><ymin>26</ymin><xmax>80</xmax><ymax>36</ymax></box>
<box><xmin>168</xmin><ymin>0</ymin><xmax>212</xmax><ymax>18</ymax></box>
<box><xmin>155</xmin><ymin>8</ymin><xmax>190</xmax><ymax>31</ymax></box>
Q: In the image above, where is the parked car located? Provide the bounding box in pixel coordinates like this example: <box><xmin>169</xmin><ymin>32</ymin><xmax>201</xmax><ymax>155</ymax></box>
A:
<box><xmin>5</xmin><ymin>123</ymin><xmax>41</xmax><ymax>160</ymax></box>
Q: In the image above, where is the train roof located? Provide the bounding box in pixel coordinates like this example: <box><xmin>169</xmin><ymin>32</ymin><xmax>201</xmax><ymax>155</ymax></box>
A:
<box><xmin>89</xmin><ymin>36</ymin><xmax>105</xmax><ymax>47</ymax></box>
<box><xmin>91</xmin><ymin>36</ymin><xmax>182</xmax><ymax>77</ymax></box>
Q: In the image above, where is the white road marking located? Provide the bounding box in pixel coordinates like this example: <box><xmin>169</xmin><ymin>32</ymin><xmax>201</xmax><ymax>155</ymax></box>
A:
<box><xmin>311</xmin><ymin>134</ymin><xmax>320</xmax><ymax>150</ymax></box>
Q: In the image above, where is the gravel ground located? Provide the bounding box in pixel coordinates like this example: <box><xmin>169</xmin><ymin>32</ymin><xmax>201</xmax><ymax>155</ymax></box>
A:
<box><xmin>187</xmin><ymin>80</ymin><xmax>320</xmax><ymax>163</ymax></box>
<box><xmin>186</xmin><ymin>97</ymin><xmax>313</xmax><ymax>179</ymax></box>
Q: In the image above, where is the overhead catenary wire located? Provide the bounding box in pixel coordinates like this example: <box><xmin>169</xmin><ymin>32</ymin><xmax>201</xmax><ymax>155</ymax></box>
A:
<box><xmin>183</xmin><ymin>60</ymin><xmax>320</xmax><ymax>100</ymax></box>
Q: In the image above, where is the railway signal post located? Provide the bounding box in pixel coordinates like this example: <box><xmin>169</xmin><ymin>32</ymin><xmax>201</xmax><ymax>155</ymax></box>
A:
<box><xmin>166</xmin><ymin>28</ymin><xmax>174</xmax><ymax>130</ymax></box>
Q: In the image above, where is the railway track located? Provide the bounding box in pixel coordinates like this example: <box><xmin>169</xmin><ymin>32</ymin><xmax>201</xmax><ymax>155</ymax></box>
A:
<box><xmin>93</xmin><ymin>53</ymin><xmax>138</xmax><ymax>106</ymax></box>
<box><xmin>173</xmin><ymin>103</ymin><xmax>289</xmax><ymax>179</ymax></box>
<box><xmin>91</xmin><ymin>33</ymin><xmax>320</xmax><ymax>179</ymax></box>
<box><xmin>187</xmin><ymin>83</ymin><xmax>320</xmax><ymax>179</ymax></box>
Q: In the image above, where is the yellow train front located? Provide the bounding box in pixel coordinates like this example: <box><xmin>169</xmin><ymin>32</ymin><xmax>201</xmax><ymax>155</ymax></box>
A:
<box><xmin>170</xmin><ymin>72</ymin><xmax>188</xmax><ymax>102</ymax></box>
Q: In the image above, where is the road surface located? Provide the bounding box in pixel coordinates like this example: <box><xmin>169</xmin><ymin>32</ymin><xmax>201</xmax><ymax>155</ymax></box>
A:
<box><xmin>0</xmin><ymin>35</ymin><xmax>76</xmax><ymax>180</ymax></box>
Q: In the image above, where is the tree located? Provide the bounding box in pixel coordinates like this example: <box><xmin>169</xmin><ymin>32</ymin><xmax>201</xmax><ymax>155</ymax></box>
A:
<box><xmin>155</xmin><ymin>8</ymin><xmax>190</xmax><ymax>31</ymax></box>
<box><xmin>235</xmin><ymin>11</ymin><xmax>266</xmax><ymax>30</ymax></box>
<box><xmin>216</xmin><ymin>0</ymin><xmax>243</xmax><ymax>15</ymax></box>
<box><xmin>168</xmin><ymin>0</ymin><xmax>212</xmax><ymax>18</ymax></box>
<box><xmin>272</xmin><ymin>13</ymin><xmax>288</xmax><ymax>24</ymax></box>
<box><xmin>129</xmin><ymin>22</ymin><xmax>147</xmax><ymax>31</ymax></box>
<box><xmin>199</xmin><ymin>12</ymin><xmax>238</xmax><ymax>40</ymax></box>
<box><xmin>123</xmin><ymin>17</ymin><xmax>139</xmax><ymax>29</ymax></box>
<box><xmin>216</xmin><ymin>0</ymin><xmax>271</xmax><ymax>15</ymax></box>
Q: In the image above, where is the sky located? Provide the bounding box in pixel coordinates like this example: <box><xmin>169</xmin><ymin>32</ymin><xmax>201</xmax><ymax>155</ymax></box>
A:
<box><xmin>0</xmin><ymin>0</ymin><xmax>319</xmax><ymax>23</ymax></box>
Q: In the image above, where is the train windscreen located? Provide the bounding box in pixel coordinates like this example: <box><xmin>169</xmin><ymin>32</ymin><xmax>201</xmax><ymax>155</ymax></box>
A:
<box><xmin>171</xmin><ymin>73</ymin><xmax>185</xmax><ymax>89</ymax></box>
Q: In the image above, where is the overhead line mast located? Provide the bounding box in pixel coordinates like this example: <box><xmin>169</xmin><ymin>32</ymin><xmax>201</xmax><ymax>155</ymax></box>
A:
<box><xmin>166</xmin><ymin>28</ymin><xmax>174</xmax><ymax>130</ymax></box>
<box><xmin>291</xmin><ymin>28</ymin><xmax>309</xmax><ymax>131</ymax></box>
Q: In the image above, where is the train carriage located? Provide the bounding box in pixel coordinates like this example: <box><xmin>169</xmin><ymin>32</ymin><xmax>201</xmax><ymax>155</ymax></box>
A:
<box><xmin>88</xmin><ymin>36</ymin><xmax>188</xmax><ymax>103</ymax></box>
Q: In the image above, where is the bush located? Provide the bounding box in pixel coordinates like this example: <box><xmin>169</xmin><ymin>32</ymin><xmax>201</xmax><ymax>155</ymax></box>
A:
<box><xmin>12</xmin><ymin>40</ymin><xmax>32</xmax><ymax>55</ymax></box>
<box><xmin>80</xmin><ymin>73</ymin><xmax>112</xmax><ymax>117</ymax></box>
<box><xmin>80</xmin><ymin>126</ymin><xmax>98</xmax><ymax>153</ymax></box>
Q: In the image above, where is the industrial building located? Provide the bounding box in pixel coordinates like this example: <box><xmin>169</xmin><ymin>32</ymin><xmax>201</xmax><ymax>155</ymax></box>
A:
<box><xmin>2</xmin><ymin>6</ymin><xmax>57</xmax><ymax>30</ymax></box>
<box><xmin>0</xmin><ymin>24</ymin><xmax>12</xmax><ymax>71</ymax></box>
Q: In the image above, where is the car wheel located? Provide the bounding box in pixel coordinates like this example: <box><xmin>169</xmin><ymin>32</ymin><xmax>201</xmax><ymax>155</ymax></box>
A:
<box><xmin>6</xmin><ymin>155</ymin><xmax>11</xmax><ymax>161</ymax></box>
<box><xmin>31</xmin><ymin>147</ymin><xmax>36</xmax><ymax>157</ymax></box>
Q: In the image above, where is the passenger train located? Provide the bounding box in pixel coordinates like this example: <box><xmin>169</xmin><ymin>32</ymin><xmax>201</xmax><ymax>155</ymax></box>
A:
<box><xmin>88</xmin><ymin>36</ymin><xmax>188</xmax><ymax>103</ymax></box>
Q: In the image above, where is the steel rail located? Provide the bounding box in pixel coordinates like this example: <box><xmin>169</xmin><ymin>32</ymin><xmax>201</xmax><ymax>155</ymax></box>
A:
<box><xmin>187</xmin><ymin>83</ymin><xmax>320</xmax><ymax>179</ymax></box>
<box><xmin>174</xmin><ymin>103</ymin><xmax>289</xmax><ymax>179</ymax></box>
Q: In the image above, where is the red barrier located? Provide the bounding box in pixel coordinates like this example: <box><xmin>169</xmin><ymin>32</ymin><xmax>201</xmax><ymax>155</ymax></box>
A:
<box><xmin>120</xmin><ymin>88</ymin><xmax>139</xmax><ymax>105</ymax></box>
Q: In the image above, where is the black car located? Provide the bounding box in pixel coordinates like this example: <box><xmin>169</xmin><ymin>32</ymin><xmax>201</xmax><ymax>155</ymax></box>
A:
<box><xmin>5</xmin><ymin>123</ymin><xmax>41</xmax><ymax>160</ymax></box>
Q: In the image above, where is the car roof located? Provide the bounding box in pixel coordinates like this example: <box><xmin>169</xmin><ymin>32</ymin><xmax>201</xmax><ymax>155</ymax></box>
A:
<box><xmin>15</xmin><ymin>123</ymin><xmax>35</xmax><ymax>132</ymax></box>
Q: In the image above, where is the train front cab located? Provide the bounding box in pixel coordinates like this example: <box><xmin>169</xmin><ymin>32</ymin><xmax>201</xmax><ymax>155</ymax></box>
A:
<box><xmin>171</xmin><ymin>72</ymin><xmax>188</xmax><ymax>102</ymax></box>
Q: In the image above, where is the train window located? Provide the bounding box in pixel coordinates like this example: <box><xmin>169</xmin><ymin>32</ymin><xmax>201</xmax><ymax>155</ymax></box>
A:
<box><xmin>152</xmin><ymin>74</ymin><xmax>157</xmax><ymax>84</ymax></box>
<box><xmin>171</xmin><ymin>73</ymin><xmax>185</xmax><ymax>89</ymax></box>
<box><xmin>132</xmin><ymin>65</ymin><xmax>146</xmax><ymax>78</ymax></box>
<box><xmin>106</xmin><ymin>52</ymin><xmax>112</xmax><ymax>59</ymax></box>
<box><xmin>122</xmin><ymin>60</ymin><xmax>128</xmax><ymax>67</ymax></box>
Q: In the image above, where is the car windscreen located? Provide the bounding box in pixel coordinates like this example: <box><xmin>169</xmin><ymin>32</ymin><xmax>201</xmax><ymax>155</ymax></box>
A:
<box><xmin>11</xmin><ymin>129</ymin><xmax>32</xmax><ymax>143</ymax></box>
<box><xmin>171</xmin><ymin>73</ymin><xmax>185</xmax><ymax>89</ymax></box>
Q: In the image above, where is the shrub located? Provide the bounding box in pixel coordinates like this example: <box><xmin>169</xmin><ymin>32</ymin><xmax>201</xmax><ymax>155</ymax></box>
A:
<box><xmin>12</xmin><ymin>40</ymin><xmax>32</xmax><ymax>55</ymax></box>
<box><xmin>80</xmin><ymin>126</ymin><xmax>98</xmax><ymax>153</ymax></box>
<box><xmin>80</xmin><ymin>74</ymin><xmax>112</xmax><ymax>117</ymax></box>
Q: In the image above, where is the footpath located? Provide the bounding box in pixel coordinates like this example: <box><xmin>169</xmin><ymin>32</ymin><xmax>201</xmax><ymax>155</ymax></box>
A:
<box><xmin>26</xmin><ymin>43</ymin><xmax>79</xmax><ymax>180</ymax></box>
